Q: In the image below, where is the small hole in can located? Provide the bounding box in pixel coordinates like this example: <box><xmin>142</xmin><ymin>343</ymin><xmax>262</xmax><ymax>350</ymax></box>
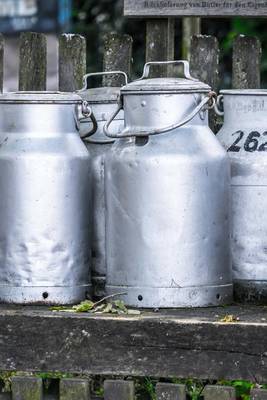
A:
<box><xmin>135</xmin><ymin>136</ymin><xmax>149</xmax><ymax>146</ymax></box>
<box><xmin>138</xmin><ymin>295</ymin><xmax>143</xmax><ymax>301</ymax></box>
<box><xmin>42</xmin><ymin>292</ymin><xmax>49</xmax><ymax>299</ymax></box>
<box><xmin>216</xmin><ymin>293</ymin><xmax>221</xmax><ymax>300</ymax></box>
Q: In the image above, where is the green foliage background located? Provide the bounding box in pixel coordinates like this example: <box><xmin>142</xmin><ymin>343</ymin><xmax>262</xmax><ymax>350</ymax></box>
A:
<box><xmin>72</xmin><ymin>0</ymin><xmax>267</xmax><ymax>86</ymax></box>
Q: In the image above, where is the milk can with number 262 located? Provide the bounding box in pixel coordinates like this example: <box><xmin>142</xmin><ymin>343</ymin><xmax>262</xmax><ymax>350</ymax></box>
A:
<box><xmin>217</xmin><ymin>90</ymin><xmax>267</xmax><ymax>302</ymax></box>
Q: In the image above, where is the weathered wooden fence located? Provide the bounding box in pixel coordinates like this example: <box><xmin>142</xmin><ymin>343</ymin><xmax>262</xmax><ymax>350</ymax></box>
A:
<box><xmin>0</xmin><ymin>30</ymin><xmax>261</xmax><ymax>94</ymax></box>
<box><xmin>0</xmin><ymin>377</ymin><xmax>266</xmax><ymax>399</ymax></box>
<box><xmin>0</xmin><ymin>30</ymin><xmax>265</xmax><ymax>399</ymax></box>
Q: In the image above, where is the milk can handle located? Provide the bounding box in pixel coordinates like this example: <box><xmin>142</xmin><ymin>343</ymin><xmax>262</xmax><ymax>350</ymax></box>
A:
<box><xmin>139</xmin><ymin>60</ymin><xmax>198</xmax><ymax>81</ymax></box>
<box><xmin>79</xmin><ymin>71</ymin><xmax>128</xmax><ymax>91</ymax></box>
<box><xmin>103</xmin><ymin>92</ymin><xmax>216</xmax><ymax>138</ymax></box>
<box><xmin>77</xmin><ymin>101</ymin><xmax>98</xmax><ymax>139</ymax></box>
<box><xmin>214</xmin><ymin>94</ymin><xmax>224</xmax><ymax>116</ymax></box>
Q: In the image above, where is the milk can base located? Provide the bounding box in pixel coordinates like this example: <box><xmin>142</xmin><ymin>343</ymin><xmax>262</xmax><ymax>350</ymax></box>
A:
<box><xmin>0</xmin><ymin>285</ymin><xmax>92</xmax><ymax>305</ymax></box>
<box><xmin>234</xmin><ymin>280</ymin><xmax>267</xmax><ymax>304</ymax></box>
<box><xmin>106</xmin><ymin>284</ymin><xmax>233</xmax><ymax>308</ymax></box>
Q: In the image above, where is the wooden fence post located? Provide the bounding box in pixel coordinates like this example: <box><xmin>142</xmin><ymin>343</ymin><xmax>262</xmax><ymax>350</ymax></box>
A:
<box><xmin>58</xmin><ymin>34</ymin><xmax>86</xmax><ymax>92</ymax></box>
<box><xmin>190</xmin><ymin>35</ymin><xmax>219</xmax><ymax>92</ymax></box>
<box><xmin>104</xmin><ymin>380</ymin><xmax>134</xmax><ymax>400</ymax></box>
<box><xmin>190</xmin><ymin>34</ymin><xmax>220</xmax><ymax>131</ymax></box>
<box><xmin>60</xmin><ymin>378</ymin><xmax>90</xmax><ymax>400</ymax></box>
<box><xmin>232</xmin><ymin>35</ymin><xmax>261</xmax><ymax>89</ymax></box>
<box><xmin>102</xmin><ymin>33</ymin><xmax>133</xmax><ymax>86</ymax></box>
<box><xmin>146</xmin><ymin>19</ymin><xmax>175</xmax><ymax>77</ymax></box>
<box><xmin>203</xmin><ymin>385</ymin><xmax>236</xmax><ymax>400</ymax></box>
<box><xmin>11</xmin><ymin>376</ymin><xmax>43</xmax><ymax>400</ymax></box>
<box><xmin>182</xmin><ymin>17</ymin><xmax>201</xmax><ymax>60</ymax></box>
<box><xmin>156</xmin><ymin>383</ymin><xmax>187</xmax><ymax>400</ymax></box>
<box><xmin>251</xmin><ymin>389</ymin><xmax>267</xmax><ymax>399</ymax></box>
<box><xmin>19</xmin><ymin>32</ymin><xmax>47</xmax><ymax>91</ymax></box>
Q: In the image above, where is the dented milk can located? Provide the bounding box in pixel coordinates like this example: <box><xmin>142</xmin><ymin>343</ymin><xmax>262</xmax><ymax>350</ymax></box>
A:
<box><xmin>103</xmin><ymin>61</ymin><xmax>233</xmax><ymax>308</ymax></box>
<box><xmin>79</xmin><ymin>71</ymin><xmax>126</xmax><ymax>297</ymax></box>
<box><xmin>0</xmin><ymin>92</ymin><xmax>94</xmax><ymax>304</ymax></box>
<box><xmin>217</xmin><ymin>90</ymin><xmax>267</xmax><ymax>302</ymax></box>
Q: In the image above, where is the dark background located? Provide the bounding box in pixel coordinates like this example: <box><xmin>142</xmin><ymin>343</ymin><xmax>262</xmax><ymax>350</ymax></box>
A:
<box><xmin>72</xmin><ymin>0</ymin><xmax>267</xmax><ymax>86</ymax></box>
<box><xmin>1</xmin><ymin>0</ymin><xmax>267</xmax><ymax>88</ymax></box>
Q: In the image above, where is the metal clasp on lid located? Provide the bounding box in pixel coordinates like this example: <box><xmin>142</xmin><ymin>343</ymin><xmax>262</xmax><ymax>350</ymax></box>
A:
<box><xmin>77</xmin><ymin>71</ymin><xmax>128</xmax><ymax>141</ymax></box>
<box><xmin>76</xmin><ymin>100</ymin><xmax>97</xmax><ymax>139</ymax></box>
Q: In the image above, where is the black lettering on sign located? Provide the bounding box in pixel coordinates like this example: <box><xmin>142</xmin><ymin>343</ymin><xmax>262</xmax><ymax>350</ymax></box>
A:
<box><xmin>124</xmin><ymin>0</ymin><xmax>267</xmax><ymax>17</ymax></box>
<box><xmin>228</xmin><ymin>130</ymin><xmax>267</xmax><ymax>152</ymax></box>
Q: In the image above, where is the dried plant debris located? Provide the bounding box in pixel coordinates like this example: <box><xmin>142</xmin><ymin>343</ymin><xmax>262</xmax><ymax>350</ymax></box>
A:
<box><xmin>50</xmin><ymin>294</ymin><xmax>141</xmax><ymax>315</ymax></box>
<box><xmin>219</xmin><ymin>314</ymin><xmax>240</xmax><ymax>323</ymax></box>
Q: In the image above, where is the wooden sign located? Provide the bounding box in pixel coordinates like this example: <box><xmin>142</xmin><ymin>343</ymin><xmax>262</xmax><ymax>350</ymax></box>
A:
<box><xmin>124</xmin><ymin>0</ymin><xmax>267</xmax><ymax>17</ymax></box>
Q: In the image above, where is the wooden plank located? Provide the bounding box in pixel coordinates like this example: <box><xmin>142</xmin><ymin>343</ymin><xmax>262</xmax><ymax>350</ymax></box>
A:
<box><xmin>204</xmin><ymin>385</ymin><xmax>235</xmax><ymax>400</ymax></box>
<box><xmin>58</xmin><ymin>34</ymin><xmax>86</xmax><ymax>92</ymax></box>
<box><xmin>0</xmin><ymin>34</ymin><xmax>4</xmax><ymax>93</ymax></box>
<box><xmin>103</xmin><ymin>33</ymin><xmax>133</xmax><ymax>86</ymax></box>
<box><xmin>19</xmin><ymin>32</ymin><xmax>47</xmax><ymax>91</ymax></box>
<box><xmin>251</xmin><ymin>389</ymin><xmax>267</xmax><ymax>399</ymax></box>
<box><xmin>182</xmin><ymin>17</ymin><xmax>201</xmax><ymax>59</ymax></box>
<box><xmin>156</xmin><ymin>383</ymin><xmax>186</xmax><ymax>399</ymax></box>
<box><xmin>190</xmin><ymin>35</ymin><xmax>219</xmax><ymax>131</ymax></box>
<box><xmin>11</xmin><ymin>376</ymin><xmax>43</xmax><ymax>400</ymax></box>
<box><xmin>190</xmin><ymin>35</ymin><xmax>219</xmax><ymax>91</ymax></box>
<box><xmin>146</xmin><ymin>19</ymin><xmax>175</xmax><ymax>77</ymax></box>
<box><xmin>232</xmin><ymin>35</ymin><xmax>261</xmax><ymax>89</ymax></box>
<box><xmin>60</xmin><ymin>378</ymin><xmax>90</xmax><ymax>400</ymax></box>
<box><xmin>124</xmin><ymin>0</ymin><xmax>267</xmax><ymax>17</ymax></box>
<box><xmin>0</xmin><ymin>305</ymin><xmax>266</xmax><ymax>381</ymax></box>
<box><xmin>104</xmin><ymin>380</ymin><xmax>134</xmax><ymax>400</ymax></box>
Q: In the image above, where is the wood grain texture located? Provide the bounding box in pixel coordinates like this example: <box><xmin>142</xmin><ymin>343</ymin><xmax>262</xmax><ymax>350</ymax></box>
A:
<box><xmin>0</xmin><ymin>306</ymin><xmax>266</xmax><ymax>381</ymax></box>
<box><xmin>103</xmin><ymin>33</ymin><xmax>133</xmax><ymax>86</ymax></box>
<box><xmin>204</xmin><ymin>385</ymin><xmax>236</xmax><ymax>400</ymax></box>
<box><xmin>60</xmin><ymin>379</ymin><xmax>90</xmax><ymax>400</ymax></box>
<box><xmin>146</xmin><ymin>19</ymin><xmax>175</xmax><ymax>77</ymax></box>
<box><xmin>104</xmin><ymin>380</ymin><xmax>134</xmax><ymax>400</ymax></box>
<box><xmin>232</xmin><ymin>35</ymin><xmax>261</xmax><ymax>89</ymax></box>
<box><xmin>251</xmin><ymin>389</ymin><xmax>267</xmax><ymax>399</ymax></box>
<box><xmin>58</xmin><ymin>34</ymin><xmax>86</xmax><ymax>92</ymax></box>
<box><xmin>19</xmin><ymin>32</ymin><xmax>47</xmax><ymax>91</ymax></box>
<box><xmin>124</xmin><ymin>0</ymin><xmax>267</xmax><ymax>17</ymax></box>
<box><xmin>156</xmin><ymin>383</ymin><xmax>186</xmax><ymax>400</ymax></box>
<box><xmin>182</xmin><ymin>17</ymin><xmax>201</xmax><ymax>59</ymax></box>
<box><xmin>11</xmin><ymin>376</ymin><xmax>43</xmax><ymax>400</ymax></box>
<box><xmin>190</xmin><ymin>35</ymin><xmax>219</xmax><ymax>131</ymax></box>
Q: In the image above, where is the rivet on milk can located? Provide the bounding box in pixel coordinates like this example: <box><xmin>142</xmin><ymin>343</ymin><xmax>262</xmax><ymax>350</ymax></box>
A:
<box><xmin>0</xmin><ymin>91</ymin><xmax>95</xmax><ymax>305</ymax></box>
<box><xmin>216</xmin><ymin>90</ymin><xmax>267</xmax><ymax>303</ymax></box>
<box><xmin>103</xmin><ymin>60</ymin><xmax>233</xmax><ymax>308</ymax></box>
<box><xmin>78</xmin><ymin>71</ymin><xmax>127</xmax><ymax>297</ymax></box>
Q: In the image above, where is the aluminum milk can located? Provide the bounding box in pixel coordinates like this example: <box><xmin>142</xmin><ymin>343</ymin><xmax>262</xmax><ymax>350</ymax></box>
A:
<box><xmin>217</xmin><ymin>90</ymin><xmax>267</xmax><ymax>302</ymax></box>
<box><xmin>104</xmin><ymin>61</ymin><xmax>233</xmax><ymax>308</ymax></box>
<box><xmin>0</xmin><ymin>92</ymin><xmax>93</xmax><ymax>305</ymax></box>
<box><xmin>79</xmin><ymin>71</ymin><xmax>126</xmax><ymax>297</ymax></box>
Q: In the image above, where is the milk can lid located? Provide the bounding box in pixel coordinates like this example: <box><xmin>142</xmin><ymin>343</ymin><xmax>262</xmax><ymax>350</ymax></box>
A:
<box><xmin>0</xmin><ymin>91</ymin><xmax>83</xmax><ymax>104</ymax></box>
<box><xmin>121</xmin><ymin>60</ymin><xmax>211</xmax><ymax>95</ymax></box>
<box><xmin>77</xmin><ymin>71</ymin><xmax>128</xmax><ymax>103</ymax></box>
<box><xmin>79</xmin><ymin>86</ymin><xmax>120</xmax><ymax>103</ymax></box>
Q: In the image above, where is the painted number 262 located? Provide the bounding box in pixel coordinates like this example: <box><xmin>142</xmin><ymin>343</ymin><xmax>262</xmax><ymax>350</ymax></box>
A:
<box><xmin>228</xmin><ymin>130</ymin><xmax>267</xmax><ymax>152</ymax></box>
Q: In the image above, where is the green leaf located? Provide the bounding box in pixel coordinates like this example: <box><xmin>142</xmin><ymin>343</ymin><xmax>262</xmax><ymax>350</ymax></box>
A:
<box><xmin>73</xmin><ymin>300</ymin><xmax>95</xmax><ymax>312</ymax></box>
